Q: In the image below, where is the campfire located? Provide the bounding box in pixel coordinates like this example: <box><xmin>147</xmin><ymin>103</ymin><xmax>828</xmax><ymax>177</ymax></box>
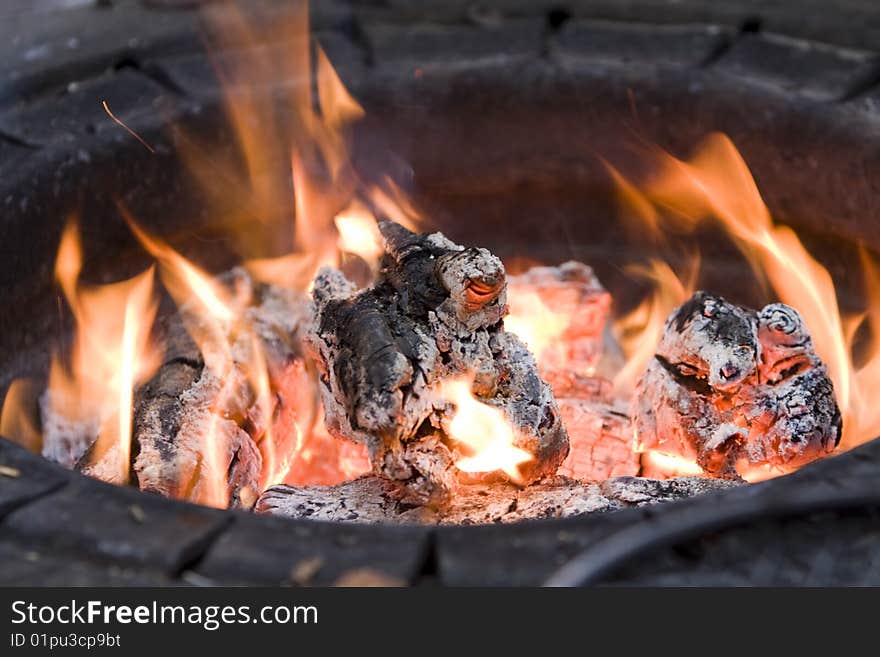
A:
<box><xmin>3</xmin><ymin>2</ymin><xmax>880</xmax><ymax>527</ymax></box>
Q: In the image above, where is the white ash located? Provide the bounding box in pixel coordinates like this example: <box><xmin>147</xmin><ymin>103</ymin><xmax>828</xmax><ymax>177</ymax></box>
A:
<box><xmin>39</xmin><ymin>390</ymin><xmax>99</xmax><ymax>469</ymax></box>
<box><xmin>256</xmin><ymin>474</ymin><xmax>738</xmax><ymax>524</ymax></box>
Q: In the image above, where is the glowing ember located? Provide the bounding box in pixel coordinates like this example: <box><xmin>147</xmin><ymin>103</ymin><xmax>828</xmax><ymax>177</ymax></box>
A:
<box><xmin>438</xmin><ymin>377</ymin><xmax>533</xmax><ymax>483</ymax></box>
<box><xmin>505</xmin><ymin>290</ymin><xmax>570</xmax><ymax>363</ymax></box>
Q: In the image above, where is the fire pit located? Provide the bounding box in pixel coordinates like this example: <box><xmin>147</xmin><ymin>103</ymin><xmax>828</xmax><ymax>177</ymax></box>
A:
<box><xmin>2</xmin><ymin>0</ymin><xmax>880</xmax><ymax>586</ymax></box>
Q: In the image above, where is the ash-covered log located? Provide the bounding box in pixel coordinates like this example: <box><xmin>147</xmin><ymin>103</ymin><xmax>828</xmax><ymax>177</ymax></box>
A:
<box><xmin>633</xmin><ymin>292</ymin><xmax>841</xmax><ymax>478</ymax></box>
<box><xmin>307</xmin><ymin>220</ymin><xmax>569</xmax><ymax>506</ymax></box>
<box><xmin>77</xmin><ymin>268</ymin><xmax>325</xmax><ymax>508</ymax></box>
<box><xmin>256</xmin><ymin>474</ymin><xmax>738</xmax><ymax>524</ymax></box>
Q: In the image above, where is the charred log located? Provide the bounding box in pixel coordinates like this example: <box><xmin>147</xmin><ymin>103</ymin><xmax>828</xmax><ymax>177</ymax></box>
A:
<box><xmin>633</xmin><ymin>292</ymin><xmax>841</xmax><ymax>478</ymax></box>
<box><xmin>307</xmin><ymin>220</ymin><xmax>569</xmax><ymax>506</ymax></box>
<box><xmin>77</xmin><ymin>268</ymin><xmax>322</xmax><ymax>509</ymax></box>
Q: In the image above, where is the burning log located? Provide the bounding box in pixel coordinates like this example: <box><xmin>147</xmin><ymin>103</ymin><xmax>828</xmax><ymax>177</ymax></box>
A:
<box><xmin>255</xmin><ymin>473</ymin><xmax>738</xmax><ymax>524</ymax></box>
<box><xmin>633</xmin><ymin>292</ymin><xmax>841</xmax><ymax>478</ymax></box>
<box><xmin>506</xmin><ymin>263</ymin><xmax>637</xmax><ymax>481</ymax></box>
<box><xmin>307</xmin><ymin>219</ymin><xmax>569</xmax><ymax>506</ymax></box>
<box><xmin>556</xmin><ymin>395</ymin><xmax>640</xmax><ymax>480</ymax></box>
<box><xmin>506</xmin><ymin>261</ymin><xmax>613</xmax><ymax>385</ymax></box>
<box><xmin>78</xmin><ymin>268</ymin><xmax>322</xmax><ymax>508</ymax></box>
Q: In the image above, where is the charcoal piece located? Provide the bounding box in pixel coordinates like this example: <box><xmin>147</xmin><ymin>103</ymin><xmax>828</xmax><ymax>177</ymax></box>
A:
<box><xmin>633</xmin><ymin>292</ymin><xmax>841</xmax><ymax>478</ymax></box>
<box><xmin>307</xmin><ymin>219</ymin><xmax>569</xmax><ymax>506</ymax></box>
<box><xmin>741</xmin><ymin>303</ymin><xmax>842</xmax><ymax>470</ymax></box>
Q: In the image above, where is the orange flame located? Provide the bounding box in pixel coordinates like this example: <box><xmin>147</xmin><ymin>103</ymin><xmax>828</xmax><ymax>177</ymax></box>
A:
<box><xmin>5</xmin><ymin>1</ymin><xmax>410</xmax><ymax>508</ymax></box>
<box><xmin>639</xmin><ymin>449</ymin><xmax>705</xmax><ymax>477</ymax></box>
<box><xmin>612</xmin><ymin>259</ymin><xmax>698</xmax><ymax>396</ymax></box>
<box><xmin>47</xmin><ymin>220</ymin><xmax>160</xmax><ymax>480</ymax></box>
<box><xmin>0</xmin><ymin>379</ymin><xmax>42</xmax><ymax>453</ymax></box>
<box><xmin>111</xmin><ymin>4</ymin><xmax>396</xmax><ymax>503</ymax></box>
<box><xmin>616</xmin><ymin>132</ymin><xmax>880</xmax><ymax>467</ymax></box>
<box><xmin>438</xmin><ymin>376</ymin><xmax>533</xmax><ymax>482</ymax></box>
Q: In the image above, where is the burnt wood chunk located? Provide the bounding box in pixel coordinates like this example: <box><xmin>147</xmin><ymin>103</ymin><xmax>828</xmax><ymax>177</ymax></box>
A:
<box><xmin>503</xmin><ymin>259</ymin><xmax>635</xmax><ymax>481</ymax></box>
<box><xmin>307</xmin><ymin>219</ymin><xmax>569</xmax><ymax>506</ymax></box>
<box><xmin>556</xmin><ymin>396</ymin><xmax>640</xmax><ymax>480</ymax></box>
<box><xmin>506</xmin><ymin>263</ymin><xmax>637</xmax><ymax>481</ymax></box>
<box><xmin>77</xmin><ymin>268</ymin><xmax>316</xmax><ymax>509</ymax></box>
<box><xmin>633</xmin><ymin>292</ymin><xmax>841</xmax><ymax>478</ymax></box>
<box><xmin>39</xmin><ymin>391</ymin><xmax>98</xmax><ymax>470</ymax></box>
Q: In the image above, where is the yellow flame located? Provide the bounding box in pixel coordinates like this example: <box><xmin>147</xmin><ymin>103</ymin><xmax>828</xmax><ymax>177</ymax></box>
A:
<box><xmin>246</xmin><ymin>332</ymin><xmax>291</xmax><ymax>489</ymax></box>
<box><xmin>123</xmin><ymin>211</ymin><xmax>234</xmax><ymax>324</ymax></box>
<box><xmin>334</xmin><ymin>200</ymin><xmax>384</xmax><ymax>267</ymax></box>
<box><xmin>10</xmin><ymin>1</ymin><xmax>416</xmax><ymax>507</ymax></box>
<box><xmin>643</xmin><ymin>134</ymin><xmax>872</xmax><ymax>446</ymax></box>
<box><xmin>439</xmin><ymin>376</ymin><xmax>533</xmax><ymax>482</ymax></box>
<box><xmin>504</xmin><ymin>290</ymin><xmax>572</xmax><ymax>365</ymax></box>
<box><xmin>641</xmin><ymin>450</ymin><xmax>705</xmax><ymax>477</ymax></box>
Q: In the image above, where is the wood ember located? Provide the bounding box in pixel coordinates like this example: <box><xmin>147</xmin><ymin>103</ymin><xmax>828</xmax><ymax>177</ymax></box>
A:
<box><xmin>78</xmin><ymin>268</ymin><xmax>335</xmax><ymax>508</ymax></box>
<box><xmin>507</xmin><ymin>261</ymin><xmax>613</xmax><ymax>384</ymax></box>
<box><xmin>307</xmin><ymin>219</ymin><xmax>569</xmax><ymax>506</ymax></box>
<box><xmin>556</xmin><ymin>395</ymin><xmax>640</xmax><ymax>480</ymax></box>
<box><xmin>256</xmin><ymin>474</ymin><xmax>738</xmax><ymax>524</ymax></box>
<box><xmin>505</xmin><ymin>263</ymin><xmax>637</xmax><ymax>481</ymax></box>
<box><xmin>633</xmin><ymin>292</ymin><xmax>842</xmax><ymax>478</ymax></box>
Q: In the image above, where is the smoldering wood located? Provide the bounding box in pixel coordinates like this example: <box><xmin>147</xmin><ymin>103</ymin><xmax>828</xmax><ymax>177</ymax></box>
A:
<box><xmin>556</xmin><ymin>396</ymin><xmax>640</xmax><ymax>480</ymax></box>
<box><xmin>307</xmin><ymin>219</ymin><xmax>569</xmax><ymax>507</ymax></box>
<box><xmin>78</xmin><ymin>268</ymin><xmax>318</xmax><ymax>509</ymax></box>
<box><xmin>504</xmin><ymin>262</ymin><xmax>636</xmax><ymax>481</ymax></box>
<box><xmin>633</xmin><ymin>292</ymin><xmax>841</xmax><ymax>478</ymax></box>
<box><xmin>255</xmin><ymin>474</ymin><xmax>739</xmax><ymax>524</ymax></box>
<box><xmin>507</xmin><ymin>261</ymin><xmax>613</xmax><ymax>382</ymax></box>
